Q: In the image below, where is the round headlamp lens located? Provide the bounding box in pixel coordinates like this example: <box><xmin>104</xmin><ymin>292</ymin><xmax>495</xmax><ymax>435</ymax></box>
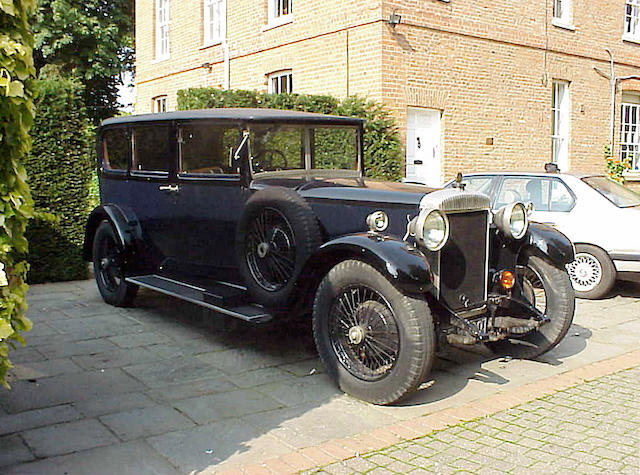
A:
<box><xmin>423</xmin><ymin>210</ymin><xmax>449</xmax><ymax>251</ymax></box>
<box><xmin>509</xmin><ymin>203</ymin><xmax>527</xmax><ymax>239</ymax></box>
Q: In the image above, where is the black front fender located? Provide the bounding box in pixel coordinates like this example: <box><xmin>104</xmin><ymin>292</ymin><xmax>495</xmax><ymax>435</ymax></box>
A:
<box><xmin>83</xmin><ymin>204</ymin><xmax>140</xmax><ymax>261</ymax></box>
<box><xmin>307</xmin><ymin>233</ymin><xmax>434</xmax><ymax>294</ymax></box>
<box><xmin>524</xmin><ymin>222</ymin><xmax>575</xmax><ymax>266</ymax></box>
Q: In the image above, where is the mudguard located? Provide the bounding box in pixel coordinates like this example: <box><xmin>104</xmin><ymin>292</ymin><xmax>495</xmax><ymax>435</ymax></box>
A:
<box><xmin>82</xmin><ymin>204</ymin><xmax>140</xmax><ymax>261</ymax></box>
<box><xmin>307</xmin><ymin>233</ymin><xmax>434</xmax><ymax>294</ymax></box>
<box><xmin>524</xmin><ymin>222</ymin><xmax>575</xmax><ymax>266</ymax></box>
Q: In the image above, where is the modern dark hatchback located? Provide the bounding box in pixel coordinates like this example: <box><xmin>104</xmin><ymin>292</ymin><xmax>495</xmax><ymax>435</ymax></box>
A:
<box><xmin>84</xmin><ymin>108</ymin><xmax>576</xmax><ymax>404</ymax></box>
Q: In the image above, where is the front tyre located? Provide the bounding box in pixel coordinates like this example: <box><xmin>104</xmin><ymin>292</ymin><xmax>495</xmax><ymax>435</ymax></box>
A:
<box><xmin>489</xmin><ymin>251</ymin><xmax>575</xmax><ymax>359</ymax></box>
<box><xmin>313</xmin><ymin>260</ymin><xmax>435</xmax><ymax>405</ymax></box>
<box><xmin>92</xmin><ymin>221</ymin><xmax>138</xmax><ymax>307</ymax></box>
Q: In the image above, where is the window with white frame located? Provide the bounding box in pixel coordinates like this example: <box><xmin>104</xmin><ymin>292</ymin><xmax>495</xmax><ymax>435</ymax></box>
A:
<box><xmin>268</xmin><ymin>70</ymin><xmax>293</xmax><ymax>94</ymax></box>
<box><xmin>621</xmin><ymin>93</ymin><xmax>640</xmax><ymax>171</ymax></box>
<box><xmin>268</xmin><ymin>0</ymin><xmax>292</xmax><ymax>27</ymax></box>
<box><xmin>156</xmin><ymin>0</ymin><xmax>170</xmax><ymax>60</ymax></box>
<box><xmin>625</xmin><ymin>0</ymin><xmax>640</xmax><ymax>41</ymax></box>
<box><xmin>153</xmin><ymin>96</ymin><xmax>168</xmax><ymax>113</ymax></box>
<box><xmin>204</xmin><ymin>0</ymin><xmax>225</xmax><ymax>45</ymax></box>
<box><xmin>553</xmin><ymin>0</ymin><xmax>572</xmax><ymax>26</ymax></box>
<box><xmin>551</xmin><ymin>81</ymin><xmax>570</xmax><ymax>171</ymax></box>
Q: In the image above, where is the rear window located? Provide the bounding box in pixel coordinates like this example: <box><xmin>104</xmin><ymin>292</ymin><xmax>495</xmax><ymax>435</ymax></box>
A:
<box><xmin>583</xmin><ymin>176</ymin><xmax>640</xmax><ymax>208</ymax></box>
<box><xmin>102</xmin><ymin>129</ymin><xmax>129</xmax><ymax>171</ymax></box>
<box><xmin>132</xmin><ymin>125</ymin><xmax>171</xmax><ymax>173</ymax></box>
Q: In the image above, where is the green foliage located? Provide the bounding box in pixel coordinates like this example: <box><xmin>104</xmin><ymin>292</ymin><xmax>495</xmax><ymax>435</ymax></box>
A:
<box><xmin>605</xmin><ymin>144</ymin><xmax>630</xmax><ymax>184</ymax></box>
<box><xmin>33</xmin><ymin>0</ymin><xmax>133</xmax><ymax>123</ymax></box>
<box><xmin>25</xmin><ymin>73</ymin><xmax>93</xmax><ymax>284</ymax></box>
<box><xmin>0</xmin><ymin>0</ymin><xmax>37</xmax><ymax>387</ymax></box>
<box><xmin>177</xmin><ymin>89</ymin><xmax>403</xmax><ymax>181</ymax></box>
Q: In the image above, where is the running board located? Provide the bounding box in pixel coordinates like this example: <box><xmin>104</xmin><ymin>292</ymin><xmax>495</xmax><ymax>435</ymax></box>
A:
<box><xmin>125</xmin><ymin>274</ymin><xmax>272</xmax><ymax>323</ymax></box>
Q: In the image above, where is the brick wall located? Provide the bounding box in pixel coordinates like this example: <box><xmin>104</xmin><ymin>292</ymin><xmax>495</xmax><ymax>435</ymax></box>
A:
<box><xmin>135</xmin><ymin>0</ymin><xmax>640</xmax><ymax>184</ymax></box>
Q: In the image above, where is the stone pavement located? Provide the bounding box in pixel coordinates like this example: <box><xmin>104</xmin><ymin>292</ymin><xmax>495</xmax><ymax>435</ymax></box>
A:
<box><xmin>1</xmin><ymin>279</ymin><xmax>640</xmax><ymax>474</ymax></box>
<box><xmin>305</xmin><ymin>366</ymin><xmax>640</xmax><ymax>475</ymax></box>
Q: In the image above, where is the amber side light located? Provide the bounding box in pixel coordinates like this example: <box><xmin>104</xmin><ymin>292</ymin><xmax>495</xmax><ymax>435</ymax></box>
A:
<box><xmin>500</xmin><ymin>270</ymin><xmax>515</xmax><ymax>290</ymax></box>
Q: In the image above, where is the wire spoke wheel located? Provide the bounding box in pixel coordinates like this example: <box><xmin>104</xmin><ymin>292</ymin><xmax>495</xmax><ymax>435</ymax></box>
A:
<box><xmin>566</xmin><ymin>253</ymin><xmax>603</xmax><ymax>292</ymax></box>
<box><xmin>517</xmin><ymin>264</ymin><xmax>548</xmax><ymax>316</ymax></box>
<box><xmin>328</xmin><ymin>285</ymin><xmax>400</xmax><ymax>382</ymax></box>
<box><xmin>246</xmin><ymin>207</ymin><xmax>296</xmax><ymax>292</ymax></box>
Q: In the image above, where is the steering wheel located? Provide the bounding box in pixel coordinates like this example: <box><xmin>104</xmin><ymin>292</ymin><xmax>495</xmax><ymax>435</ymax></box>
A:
<box><xmin>253</xmin><ymin>149</ymin><xmax>288</xmax><ymax>172</ymax></box>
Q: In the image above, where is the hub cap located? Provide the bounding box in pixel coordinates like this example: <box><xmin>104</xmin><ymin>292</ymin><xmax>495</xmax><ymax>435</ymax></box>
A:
<box><xmin>328</xmin><ymin>286</ymin><xmax>399</xmax><ymax>382</ymax></box>
<box><xmin>566</xmin><ymin>253</ymin><xmax>602</xmax><ymax>292</ymax></box>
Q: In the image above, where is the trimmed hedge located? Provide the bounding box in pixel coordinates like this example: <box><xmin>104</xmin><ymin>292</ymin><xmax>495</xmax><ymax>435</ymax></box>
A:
<box><xmin>177</xmin><ymin>89</ymin><xmax>403</xmax><ymax>181</ymax></box>
<box><xmin>0</xmin><ymin>0</ymin><xmax>37</xmax><ymax>387</ymax></box>
<box><xmin>24</xmin><ymin>73</ymin><xmax>93</xmax><ymax>284</ymax></box>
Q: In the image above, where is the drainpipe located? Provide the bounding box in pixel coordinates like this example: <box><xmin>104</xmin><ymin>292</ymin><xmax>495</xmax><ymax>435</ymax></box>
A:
<box><xmin>605</xmin><ymin>48</ymin><xmax>616</xmax><ymax>149</ymax></box>
<box><xmin>223</xmin><ymin>40</ymin><xmax>230</xmax><ymax>90</ymax></box>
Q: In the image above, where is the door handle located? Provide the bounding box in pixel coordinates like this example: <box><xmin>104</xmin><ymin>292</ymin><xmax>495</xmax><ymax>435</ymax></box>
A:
<box><xmin>413</xmin><ymin>160</ymin><xmax>423</xmax><ymax>165</ymax></box>
<box><xmin>158</xmin><ymin>184</ymin><xmax>180</xmax><ymax>193</ymax></box>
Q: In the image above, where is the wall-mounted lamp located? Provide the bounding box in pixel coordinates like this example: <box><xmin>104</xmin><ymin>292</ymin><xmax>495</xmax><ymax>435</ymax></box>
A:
<box><xmin>389</xmin><ymin>12</ymin><xmax>402</xmax><ymax>28</ymax></box>
<box><xmin>201</xmin><ymin>62</ymin><xmax>212</xmax><ymax>71</ymax></box>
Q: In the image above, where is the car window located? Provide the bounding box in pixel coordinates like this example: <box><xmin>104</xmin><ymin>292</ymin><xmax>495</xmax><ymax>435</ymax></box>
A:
<box><xmin>132</xmin><ymin>125</ymin><xmax>171</xmax><ymax>173</ymax></box>
<box><xmin>102</xmin><ymin>129</ymin><xmax>129</xmax><ymax>171</ymax></box>
<box><xmin>460</xmin><ymin>176</ymin><xmax>493</xmax><ymax>195</ymax></box>
<box><xmin>549</xmin><ymin>180</ymin><xmax>575</xmax><ymax>212</ymax></box>
<box><xmin>582</xmin><ymin>176</ymin><xmax>640</xmax><ymax>208</ymax></box>
<box><xmin>312</xmin><ymin>127</ymin><xmax>358</xmax><ymax>170</ymax></box>
<box><xmin>179</xmin><ymin>124</ymin><xmax>239</xmax><ymax>176</ymax></box>
<box><xmin>250</xmin><ymin>125</ymin><xmax>305</xmax><ymax>173</ymax></box>
<box><xmin>496</xmin><ymin>177</ymin><xmax>551</xmax><ymax>211</ymax></box>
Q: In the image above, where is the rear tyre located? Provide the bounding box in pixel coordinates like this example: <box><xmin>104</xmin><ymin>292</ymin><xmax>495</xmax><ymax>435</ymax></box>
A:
<box><xmin>92</xmin><ymin>221</ymin><xmax>138</xmax><ymax>307</ymax></box>
<box><xmin>488</xmin><ymin>251</ymin><xmax>574</xmax><ymax>359</ymax></box>
<box><xmin>566</xmin><ymin>244</ymin><xmax>616</xmax><ymax>299</ymax></box>
<box><xmin>313</xmin><ymin>260</ymin><xmax>435</xmax><ymax>405</ymax></box>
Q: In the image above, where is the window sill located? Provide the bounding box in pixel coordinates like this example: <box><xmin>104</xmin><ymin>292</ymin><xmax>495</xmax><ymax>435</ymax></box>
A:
<box><xmin>200</xmin><ymin>40</ymin><xmax>222</xmax><ymax>50</ymax></box>
<box><xmin>622</xmin><ymin>34</ymin><xmax>640</xmax><ymax>45</ymax></box>
<box><xmin>151</xmin><ymin>56</ymin><xmax>170</xmax><ymax>64</ymax></box>
<box><xmin>551</xmin><ymin>18</ymin><xmax>575</xmax><ymax>31</ymax></box>
<box><xmin>262</xmin><ymin>15</ymin><xmax>293</xmax><ymax>32</ymax></box>
<box><xmin>623</xmin><ymin>171</ymin><xmax>640</xmax><ymax>181</ymax></box>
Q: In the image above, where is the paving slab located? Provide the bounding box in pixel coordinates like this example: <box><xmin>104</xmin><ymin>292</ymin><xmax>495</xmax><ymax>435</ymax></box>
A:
<box><xmin>0</xmin><ymin>435</ymin><xmax>35</xmax><ymax>467</ymax></box>
<box><xmin>0</xmin><ymin>368</ymin><xmax>145</xmax><ymax>413</ymax></box>
<box><xmin>173</xmin><ymin>388</ymin><xmax>284</xmax><ymax>424</ymax></box>
<box><xmin>71</xmin><ymin>347</ymin><xmax>158</xmax><ymax>370</ymax></box>
<box><xmin>146</xmin><ymin>419</ymin><xmax>292</xmax><ymax>472</ymax></box>
<box><xmin>123</xmin><ymin>356</ymin><xmax>224</xmax><ymax>388</ymax></box>
<box><xmin>2</xmin><ymin>440</ymin><xmax>179</xmax><ymax>475</ymax></box>
<box><xmin>33</xmin><ymin>337</ymin><xmax>118</xmax><ymax>358</ymax></box>
<box><xmin>226</xmin><ymin>366</ymin><xmax>295</xmax><ymax>389</ymax></box>
<box><xmin>108</xmin><ymin>331</ymin><xmax>171</xmax><ymax>348</ymax></box>
<box><xmin>146</xmin><ymin>376</ymin><xmax>237</xmax><ymax>401</ymax></box>
<box><xmin>73</xmin><ymin>392</ymin><xmax>157</xmax><ymax>418</ymax></box>
<box><xmin>0</xmin><ymin>404</ymin><xmax>81</xmax><ymax>436</ymax></box>
<box><xmin>10</xmin><ymin>358</ymin><xmax>83</xmax><ymax>380</ymax></box>
<box><xmin>255</xmin><ymin>373</ymin><xmax>342</xmax><ymax>407</ymax></box>
<box><xmin>100</xmin><ymin>405</ymin><xmax>195</xmax><ymax>441</ymax></box>
<box><xmin>21</xmin><ymin>419</ymin><xmax>117</xmax><ymax>458</ymax></box>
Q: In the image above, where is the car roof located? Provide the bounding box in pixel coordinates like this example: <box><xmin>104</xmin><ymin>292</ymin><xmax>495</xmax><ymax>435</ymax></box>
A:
<box><xmin>459</xmin><ymin>171</ymin><xmax>602</xmax><ymax>180</ymax></box>
<box><xmin>101</xmin><ymin>108</ymin><xmax>365</xmax><ymax>127</ymax></box>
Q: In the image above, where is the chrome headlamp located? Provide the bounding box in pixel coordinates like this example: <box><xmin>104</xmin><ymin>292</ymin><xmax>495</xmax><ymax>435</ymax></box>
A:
<box><xmin>493</xmin><ymin>202</ymin><xmax>528</xmax><ymax>240</ymax></box>
<box><xmin>414</xmin><ymin>208</ymin><xmax>450</xmax><ymax>251</ymax></box>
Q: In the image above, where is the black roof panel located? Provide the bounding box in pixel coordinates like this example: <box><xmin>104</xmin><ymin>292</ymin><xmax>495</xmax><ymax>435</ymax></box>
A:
<box><xmin>102</xmin><ymin>108</ymin><xmax>365</xmax><ymax>127</ymax></box>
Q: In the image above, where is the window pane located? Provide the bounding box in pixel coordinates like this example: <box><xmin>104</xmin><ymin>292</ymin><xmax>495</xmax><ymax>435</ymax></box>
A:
<box><xmin>583</xmin><ymin>176</ymin><xmax>640</xmax><ymax>207</ymax></box>
<box><xmin>549</xmin><ymin>180</ymin><xmax>574</xmax><ymax>212</ymax></box>
<box><xmin>102</xmin><ymin>129</ymin><xmax>129</xmax><ymax>171</ymax></box>
<box><xmin>496</xmin><ymin>177</ymin><xmax>551</xmax><ymax>211</ymax></box>
<box><xmin>179</xmin><ymin>124</ymin><xmax>239</xmax><ymax>175</ymax></box>
<box><xmin>313</xmin><ymin>127</ymin><xmax>358</xmax><ymax>170</ymax></box>
<box><xmin>461</xmin><ymin>177</ymin><xmax>493</xmax><ymax>196</ymax></box>
<box><xmin>250</xmin><ymin>125</ymin><xmax>304</xmax><ymax>173</ymax></box>
<box><xmin>133</xmin><ymin>126</ymin><xmax>171</xmax><ymax>172</ymax></box>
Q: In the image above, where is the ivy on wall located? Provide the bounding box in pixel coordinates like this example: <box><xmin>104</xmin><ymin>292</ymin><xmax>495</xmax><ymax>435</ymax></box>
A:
<box><xmin>0</xmin><ymin>0</ymin><xmax>36</xmax><ymax>387</ymax></box>
<box><xmin>177</xmin><ymin>89</ymin><xmax>403</xmax><ymax>181</ymax></box>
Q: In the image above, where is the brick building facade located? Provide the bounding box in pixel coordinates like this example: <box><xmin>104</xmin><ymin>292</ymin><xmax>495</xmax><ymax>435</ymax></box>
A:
<box><xmin>135</xmin><ymin>0</ymin><xmax>640</xmax><ymax>186</ymax></box>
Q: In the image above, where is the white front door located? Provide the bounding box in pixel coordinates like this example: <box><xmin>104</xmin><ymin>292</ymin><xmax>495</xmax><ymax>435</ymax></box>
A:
<box><xmin>406</xmin><ymin>108</ymin><xmax>442</xmax><ymax>187</ymax></box>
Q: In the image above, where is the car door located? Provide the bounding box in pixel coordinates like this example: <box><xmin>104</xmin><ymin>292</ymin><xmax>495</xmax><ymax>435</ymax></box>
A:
<box><xmin>173</xmin><ymin>121</ymin><xmax>248</xmax><ymax>276</ymax></box>
<box><xmin>494</xmin><ymin>175</ymin><xmax>576</xmax><ymax>229</ymax></box>
<box><xmin>124</xmin><ymin>123</ymin><xmax>180</xmax><ymax>269</ymax></box>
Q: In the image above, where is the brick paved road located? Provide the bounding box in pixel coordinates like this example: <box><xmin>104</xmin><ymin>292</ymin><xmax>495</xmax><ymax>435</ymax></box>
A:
<box><xmin>308</xmin><ymin>366</ymin><xmax>640</xmax><ymax>475</ymax></box>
